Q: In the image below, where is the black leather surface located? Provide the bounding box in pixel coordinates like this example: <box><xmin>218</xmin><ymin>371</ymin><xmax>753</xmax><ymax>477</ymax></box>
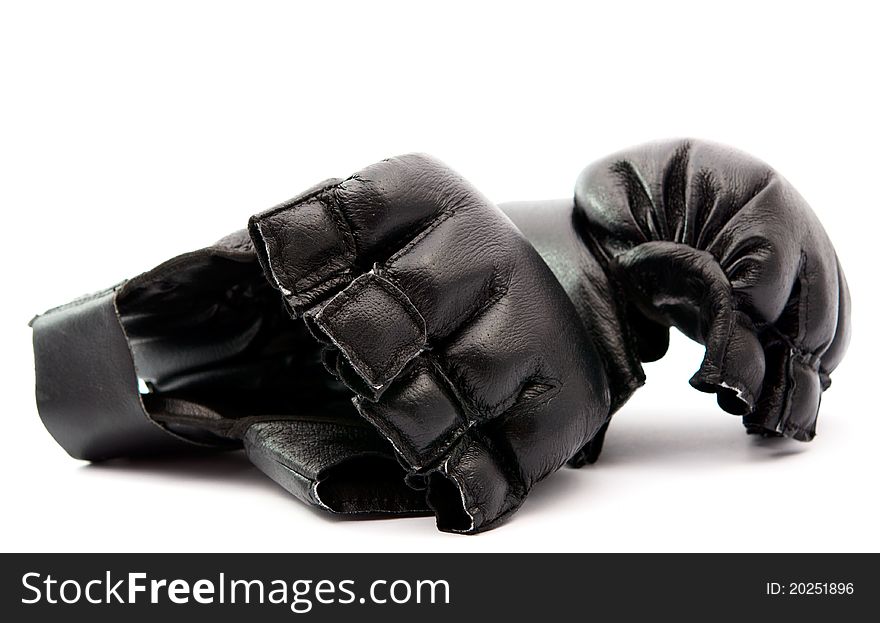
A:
<box><xmin>249</xmin><ymin>154</ymin><xmax>612</xmax><ymax>532</ymax></box>
<box><xmin>29</xmin><ymin>142</ymin><xmax>851</xmax><ymax>534</ymax></box>
<box><xmin>573</xmin><ymin>139</ymin><xmax>851</xmax><ymax>443</ymax></box>
<box><xmin>32</xmin><ymin>231</ymin><xmax>433</xmax><ymax>517</ymax></box>
<box><xmin>31</xmin><ymin>288</ymin><xmax>195</xmax><ymax>460</ymax></box>
<box><xmin>243</xmin><ymin>419</ymin><xmax>429</xmax><ymax>515</ymax></box>
<box><xmin>500</xmin><ymin>199</ymin><xmax>644</xmax><ymax>466</ymax></box>
<box><xmin>30</xmin><ymin>156</ymin><xmax>618</xmax><ymax>533</ymax></box>
<box><xmin>501</xmin><ymin>199</ymin><xmax>646</xmax><ymax>412</ymax></box>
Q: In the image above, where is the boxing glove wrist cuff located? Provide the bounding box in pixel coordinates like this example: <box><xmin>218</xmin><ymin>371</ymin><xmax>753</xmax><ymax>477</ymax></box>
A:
<box><xmin>30</xmin><ymin>286</ymin><xmax>197</xmax><ymax>461</ymax></box>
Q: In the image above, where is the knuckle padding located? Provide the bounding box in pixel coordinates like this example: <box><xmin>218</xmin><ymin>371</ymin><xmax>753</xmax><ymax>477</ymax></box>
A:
<box><xmin>356</xmin><ymin>361</ymin><xmax>468</xmax><ymax>470</ymax></box>
<box><xmin>311</xmin><ymin>272</ymin><xmax>427</xmax><ymax>390</ymax></box>
<box><xmin>244</xmin><ymin>153</ymin><xmax>613</xmax><ymax>531</ymax></box>
<box><xmin>250</xmin><ymin>191</ymin><xmax>357</xmax><ymax>313</ymax></box>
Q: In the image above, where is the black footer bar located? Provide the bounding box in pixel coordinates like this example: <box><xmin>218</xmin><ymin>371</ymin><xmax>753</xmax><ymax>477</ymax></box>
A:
<box><xmin>2</xmin><ymin>553</ymin><xmax>875</xmax><ymax>621</ymax></box>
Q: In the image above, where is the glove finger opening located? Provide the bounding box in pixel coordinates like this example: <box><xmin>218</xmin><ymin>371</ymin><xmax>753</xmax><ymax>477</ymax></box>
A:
<box><xmin>423</xmin><ymin>435</ymin><xmax>515</xmax><ymax>534</ymax></box>
<box><xmin>424</xmin><ymin>472</ymin><xmax>473</xmax><ymax>533</ymax></box>
<box><xmin>315</xmin><ymin>455</ymin><xmax>431</xmax><ymax>516</ymax></box>
<box><xmin>689</xmin><ymin>310</ymin><xmax>765</xmax><ymax>415</ymax></box>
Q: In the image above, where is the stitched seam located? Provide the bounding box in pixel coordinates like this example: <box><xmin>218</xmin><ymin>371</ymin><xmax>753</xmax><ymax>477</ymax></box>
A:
<box><xmin>439</xmin><ymin>361</ymin><xmax>532</xmax><ymax>420</ymax></box>
<box><xmin>763</xmin><ymin>252</ymin><xmax>823</xmax><ymax>369</ymax></box>
<box><xmin>764</xmin><ymin>327</ymin><xmax>822</xmax><ymax>367</ymax></box>
<box><xmin>258</xmin><ymin>185</ymin><xmax>357</xmax><ymax>299</ymax></box>
<box><xmin>778</xmin><ymin>349</ymin><xmax>798</xmax><ymax>434</ymax></box>
<box><xmin>428</xmin><ymin>273</ymin><xmax>511</xmax><ymax>361</ymax></box>
<box><xmin>578</xmin><ymin>221</ymin><xmax>646</xmax><ymax>386</ymax></box>
<box><xmin>797</xmin><ymin>250</ymin><xmax>813</xmax><ymax>365</ymax></box>
<box><xmin>322</xmin><ymin>187</ymin><xmax>359</xmax><ymax>266</ymax></box>
<box><xmin>266</xmin><ymin>454</ymin><xmax>314</xmax><ymax>483</ymax></box>
<box><xmin>325</xmin><ymin>498</ymin><xmax>426</xmax><ymax>506</ymax></box>
<box><xmin>35</xmin><ymin>283</ymin><xmax>123</xmax><ymax>319</ymax></box>
<box><xmin>386</xmin><ymin>208</ymin><xmax>457</xmax><ymax>265</ymax></box>
<box><xmin>316</xmin><ymin>273</ymin><xmax>427</xmax><ymax>388</ymax></box>
<box><xmin>702</xmin><ymin>171</ymin><xmax>775</xmax><ymax>253</ymax></box>
<box><xmin>154</xmin><ymin>413</ymin><xmax>374</xmax><ymax>440</ymax></box>
<box><xmin>777</xmin><ymin>254</ymin><xmax>815</xmax><ymax>437</ymax></box>
<box><xmin>326</xmin><ymin>508</ymin><xmax>430</xmax><ymax>517</ymax></box>
<box><xmin>468</xmin><ymin>427</ymin><xmax>528</xmax><ymax>504</ymax></box>
<box><xmin>257</xmin><ymin>183</ymin><xmax>343</xmax><ymax>297</ymax></box>
<box><xmin>709</xmin><ymin>284</ymin><xmax>737</xmax><ymax>385</ymax></box>
<box><xmin>260</xmin><ymin>182</ymin><xmax>336</xmax><ymax>219</ymax></box>
<box><xmin>376</xmin><ymin>270</ymin><xmax>512</xmax><ymax>419</ymax></box>
<box><xmin>498</xmin><ymin>376</ymin><xmax>561</xmax><ymax>417</ymax></box>
<box><xmin>357</xmin><ymin>362</ymin><xmax>469</xmax><ymax>470</ymax></box>
<box><xmin>610</xmin><ymin>159</ymin><xmax>657</xmax><ymax>243</ymax></box>
<box><xmin>792</xmin><ymin>249</ymin><xmax>834</xmax><ymax>370</ymax></box>
<box><xmin>339</xmin><ymin>277</ymin><xmax>423</xmax><ymax>384</ymax></box>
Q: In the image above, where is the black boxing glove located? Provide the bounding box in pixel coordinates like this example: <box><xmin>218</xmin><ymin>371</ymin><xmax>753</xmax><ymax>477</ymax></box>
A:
<box><xmin>32</xmin><ymin>154</ymin><xmax>627</xmax><ymax>533</ymax></box>
<box><xmin>247</xmin><ymin>154</ymin><xmax>616</xmax><ymax>532</ymax></box>
<box><xmin>506</xmin><ymin>139</ymin><xmax>850</xmax><ymax>463</ymax></box>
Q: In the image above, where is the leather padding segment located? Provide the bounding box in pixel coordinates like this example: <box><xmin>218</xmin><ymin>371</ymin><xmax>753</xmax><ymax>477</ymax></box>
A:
<box><xmin>356</xmin><ymin>361</ymin><xmax>467</xmax><ymax>470</ymax></box>
<box><xmin>310</xmin><ymin>272</ymin><xmax>428</xmax><ymax>390</ymax></box>
<box><xmin>249</xmin><ymin>190</ymin><xmax>355</xmax><ymax>315</ymax></box>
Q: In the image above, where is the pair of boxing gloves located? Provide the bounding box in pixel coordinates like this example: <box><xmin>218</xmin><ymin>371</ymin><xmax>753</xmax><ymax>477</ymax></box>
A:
<box><xmin>32</xmin><ymin>140</ymin><xmax>851</xmax><ymax>534</ymax></box>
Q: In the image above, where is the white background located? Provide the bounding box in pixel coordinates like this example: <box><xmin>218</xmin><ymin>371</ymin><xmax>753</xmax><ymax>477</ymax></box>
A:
<box><xmin>1</xmin><ymin>1</ymin><xmax>877</xmax><ymax>552</ymax></box>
